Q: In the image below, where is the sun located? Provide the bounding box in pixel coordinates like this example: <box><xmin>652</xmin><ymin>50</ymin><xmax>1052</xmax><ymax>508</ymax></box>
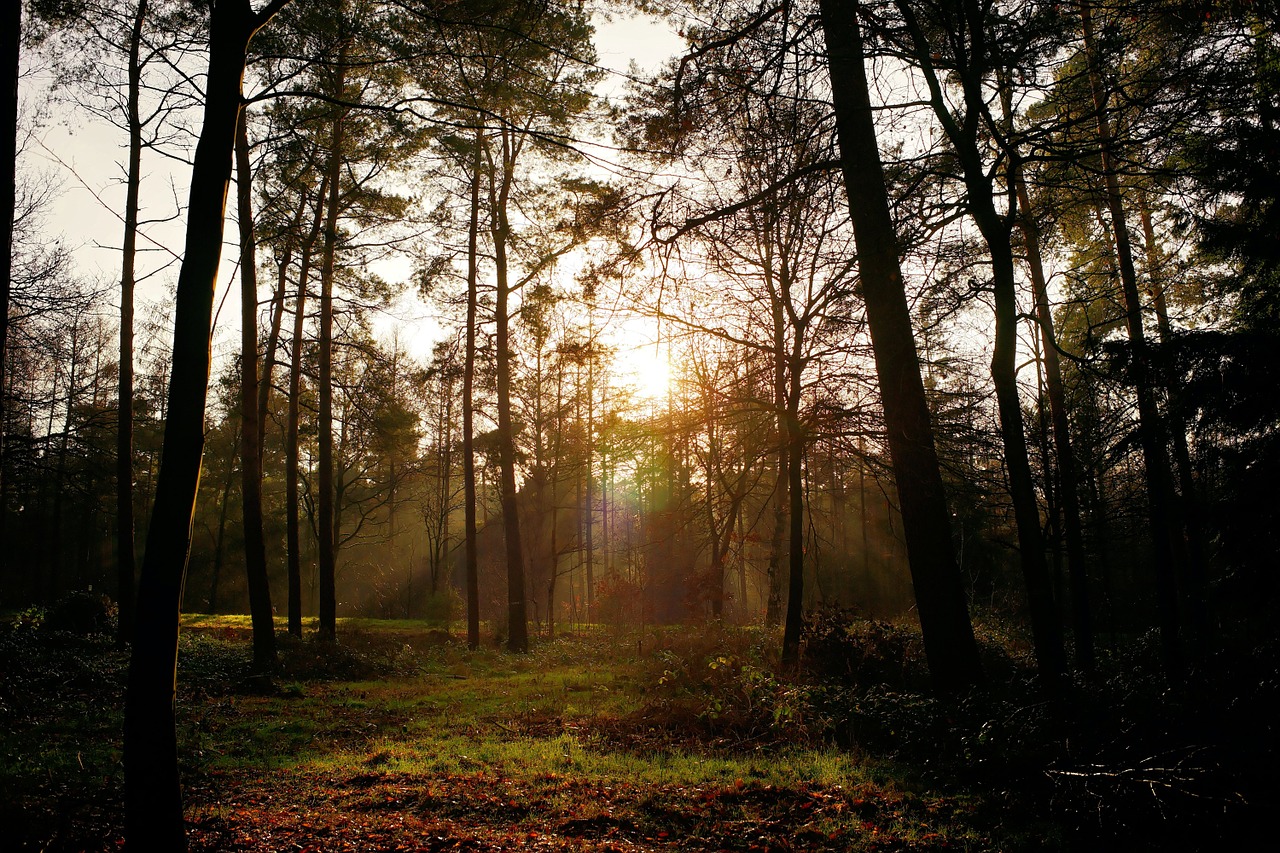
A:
<box><xmin>628</xmin><ymin>347</ymin><xmax>673</xmax><ymax>401</ymax></box>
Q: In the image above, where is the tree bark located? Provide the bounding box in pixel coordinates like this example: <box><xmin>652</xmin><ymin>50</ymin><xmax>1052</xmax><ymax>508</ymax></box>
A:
<box><xmin>818</xmin><ymin>0</ymin><xmax>982</xmax><ymax>693</ymax></box>
<box><xmin>1138</xmin><ymin>194</ymin><xmax>1211</xmax><ymax>643</ymax></box>
<box><xmin>780</xmin><ymin>346</ymin><xmax>805</xmax><ymax>666</ymax></box>
<box><xmin>1015</xmin><ymin>171</ymin><xmax>1095</xmax><ymax>671</ymax></box>
<box><xmin>490</xmin><ymin>126</ymin><xmax>529</xmax><ymax>653</ymax></box>
<box><xmin>124</xmin><ymin>2</ymin><xmax>288</xmax><ymax>847</ymax></box>
<box><xmin>207</xmin><ymin>439</ymin><xmax>238</xmax><ymax>614</ymax></box>
<box><xmin>115</xmin><ymin>0</ymin><xmax>147</xmax><ymax>647</ymax></box>
<box><xmin>893</xmin><ymin>0</ymin><xmax>1066</xmax><ymax>680</ymax></box>
<box><xmin>464</xmin><ymin>127</ymin><xmax>481</xmax><ymax>650</ymax></box>
<box><xmin>1079</xmin><ymin>0</ymin><xmax>1185</xmax><ymax>677</ymax></box>
<box><xmin>316</xmin><ymin>43</ymin><xmax>348</xmax><ymax>643</ymax></box>
<box><xmin>0</xmin><ymin>0</ymin><xmax>20</xmax><ymax>579</ymax></box>
<box><xmin>235</xmin><ymin>109</ymin><xmax>276</xmax><ymax>673</ymax></box>
<box><xmin>764</xmin><ymin>293</ymin><xmax>787</xmax><ymax>630</ymax></box>
<box><xmin>257</xmin><ymin>184</ymin><xmax>308</xmax><ymax>445</ymax></box>
<box><xmin>284</xmin><ymin>174</ymin><xmax>327</xmax><ymax>638</ymax></box>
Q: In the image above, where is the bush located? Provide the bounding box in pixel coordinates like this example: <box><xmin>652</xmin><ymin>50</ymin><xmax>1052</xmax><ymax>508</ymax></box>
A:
<box><xmin>419</xmin><ymin>586</ymin><xmax>462</xmax><ymax>625</ymax></box>
<box><xmin>641</xmin><ymin>628</ymin><xmax>824</xmax><ymax>745</ymax></box>
<box><xmin>800</xmin><ymin>607</ymin><xmax>927</xmax><ymax>688</ymax></box>
<box><xmin>43</xmin><ymin>592</ymin><xmax>116</xmax><ymax>636</ymax></box>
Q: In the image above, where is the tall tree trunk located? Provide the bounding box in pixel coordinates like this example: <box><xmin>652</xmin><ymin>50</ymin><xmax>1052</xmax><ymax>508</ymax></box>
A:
<box><xmin>316</xmin><ymin>44</ymin><xmax>348</xmax><ymax>643</ymax></box>
<box><xmin>50</xmin><ymin>321</ymin><xmax>82</xmax><ymax>601</ymax></box>
<box><xmin>464</xmin><ymin>128</ymin><xmax>481</xmax><ymax>650</ymax></box>
<box><xmin>491</xmin><ymin>127</ymin><xmax>528</xmax><ymax>653</ymax></box>
<box><xmin>1015</xmin><ymin>171</ymin><xmax>1095</xmax><ymax>671</ymax></box>
<box><xmin>978</xmin><ymin>198</ymin><xmax>1067</xmax><ymax>680</ymax></box>
<box><xmin>894</xmin><ymin>0</ymin><xmax>1066</xmax><ymax>680</ymax></box>
<box><xmin>124</xmin><ymin>3</ymin><xmax>287</xmax><ymax>846</ymax></box>
<box><xmin>0</xmin><ymin>0</ymin><xmax>19</xmax><ymax>572</ymax></box>
<box><xmin>1078</xmin><ymin>0</ymin><xmax>1185</xmax><ymax>676</ymax></box>
<box><xmin>257</xmin><ymin>185</ymin><xmax>308</xmax><ymax>443</ymax></box>
<box><xmin>764</xmin><ymin>296</ymin><xmax>787</xmax><ymax>629</ymax></box>
<box><xmin>781</xmin><ymin>343</ymin><xmax>806</xmax><ymax>665</ymax></box>
<box><xmin>818</xmin><ymin>0</ymin><xmax>982</xmax><ymax>693</ymax></box>
<box><xmin>207</xmin><ymin>450</ymin><xmax>237</xmax><ymax>613</ymax></box>
<box><xmin>1138</xmin><ymin>194</ymin><xmax>1211</xmax><ymax>642</ymax></box>
<box><xmin>284</xmin><ymin>174</ymin><xmax>326</xmax><ymax>638</ymax></box>
<box><xmin>585</xmin><ymin>340</ymin><xmax>595</xmax><ymax>623</ymax></box>
<box><xmin>116</xmin><ymin>0</ymin><xmax>147</xmax><ymax>647</ymax></box>
<box><xmin>235</xmin><ymin>110</ymin><xmax>276</xmax><ymax>673</ymax></box>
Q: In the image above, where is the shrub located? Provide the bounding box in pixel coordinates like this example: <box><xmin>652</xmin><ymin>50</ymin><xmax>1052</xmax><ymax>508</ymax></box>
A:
<box><xmin>800</xmin><ymin>607</ymin><xmax>927</xmax><ymax>688</ymax></box>
<box><xmin>43</xmin><ymin>592</ymin><xmax>116</xmax><ymax>636</ymax></box>
<box><xmin>419</xmin><ymin>586</ymin><xmax>462</xmax><ymax>625</ymax></box>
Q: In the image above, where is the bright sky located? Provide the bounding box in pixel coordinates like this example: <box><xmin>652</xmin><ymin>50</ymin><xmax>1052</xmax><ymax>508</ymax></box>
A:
<box><xmin>22</xmin><ymin>7</ymin><xmax>685</xmax><ymax>382</ymax></box>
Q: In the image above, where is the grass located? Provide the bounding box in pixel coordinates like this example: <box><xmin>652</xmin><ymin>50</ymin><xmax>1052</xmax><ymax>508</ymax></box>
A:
<box><xmin>5</xmin><ymin>613</ymin><xmax>1272</xmax><ymax>851</ymax></box>
<box><xmin>2</xmin><ymin>616</ymin><xmax>1000</xmax><ymax>852</ymax></box>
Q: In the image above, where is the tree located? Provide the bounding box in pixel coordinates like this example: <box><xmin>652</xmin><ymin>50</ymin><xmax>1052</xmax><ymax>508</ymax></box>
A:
<box><xmin>1074</xmin><ymin>0</ymin><xmax>1187</xmax><ymax>675</ymax></box>
<box><xmin>863</xmin><ymin>0</ymin><xmax>1069</xmax><ymax>681</ymax></box>
<box><xmin>234</xmin><ymin>108</ymin><xmax>277</xmax><ymax>673</ymax></box>
<box><xmin>818</xmin><ymin>0</ymin><xmax>982</xmax><ymax>693</ymax></box>
<box><xmin>1</xmin><ymin>0</ymin><xmax>22</xmax><ymax>587</ymax></box>
<box><xmin>123</xmin><ymin>1</ymin><xmax>289</xmax><ymax>847</ymax></box>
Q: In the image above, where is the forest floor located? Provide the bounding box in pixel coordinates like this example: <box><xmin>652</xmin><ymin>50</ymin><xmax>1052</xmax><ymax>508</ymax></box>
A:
<box><xmin>2</xmin><ymin>613</ymin><xmax>1274</xmax><ymax>851</ymax></box>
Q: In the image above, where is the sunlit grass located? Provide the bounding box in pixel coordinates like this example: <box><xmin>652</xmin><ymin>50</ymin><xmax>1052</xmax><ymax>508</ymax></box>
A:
<box><xmin>5</xmin><ymin>614</ymin><xmax>999</xmax><ymax>850</ymax></box>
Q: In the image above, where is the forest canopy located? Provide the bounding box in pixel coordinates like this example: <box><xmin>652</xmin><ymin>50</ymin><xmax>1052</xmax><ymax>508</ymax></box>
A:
<box><xmin>3</xmin><ymin>0</ymin><xmax>1279</xmax><ymax>848</ymax></box>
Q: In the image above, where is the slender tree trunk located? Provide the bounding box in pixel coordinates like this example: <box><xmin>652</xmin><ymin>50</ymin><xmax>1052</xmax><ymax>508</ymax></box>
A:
<box><xmin>124</xmin><ymin>3</ymin><xmax>286</xmax><ymax>846</ymax></box>
<box><xmin>235</xmin><ymin>110</ymin><xmax>276</xmax><ymax>673</ymax></box>
<box><xmin>316</xmin><ymin>44</ymin><xmax>348</xmax><ymax>643</ymax></box>
<box><xmin>547</xmin><ymin>372</ymin><xmax>563</xmax><ymax>637</ymax></box>
<box><xmin>781</xmin><ymin>348</ymin><xmax>806</xmax><ymax>665</ymax></box>
<box><xmin>818</xmin><ymin>0</ymin><xmax>982</xmax><ymax>693</ymax></box>
<box><xmin>0</xmin><ymin>0</ymin><xmax>19</xmax><ymax>573</ymax></box>
<box><xmin>285</xmin><ymin>175</ymin><xmax>326</xmax><ymax>638</ymax></box>
<box><xmin>1015</xmin><ymin>172</ymin><xmax>1095</xmax><ymax>671</ymax></box>
<box><xmin>979</xmin><ymin>201</ymin><xmax>1067</xmax><ymax>680</ymax></box>
<box><xmin>207</xmin><ymin>453</ymin><xmax>237</xmax><ymax>614</ymax></box>
<box><xmin>765</xmin><ymin>296</ymin><xmax>787</xmax><ymax>629</ymax></box>
<box><xmin>1079</xmin><ymin>0</ymin><xmax>1185</xmax><ymax>676</ymax></box>
<box><xmin>585</xmin><ymin>341</ymin><xmax>595</xmax><ymax>623</ymax></box>
<box><xmin>892</xmin><ymin>0</ymin><xmax>1065</xmax><ymax>680</ymax></box>
<box><xmin>115</xmin><ymin>0</ymin><xmax>147</xmax><ymax>646</ymax></box>
<box><xmin>257</xmin><ymin>186</ymin><xmax>308</xmax><ymax>443</ymax></box>
<box><xmin>490</xmin><ymin>128</ymin><xmax>528</xmax><ymax>653</ymax></box>
<box><xmin>464</xmin><ymin>127</ymin><xmax>482</xmax><ymax>650</ymax></box>
<box><xmin>1138</xmin><ymin>195</ymin><xmax>1211</xmax><ymax>642</ymax></box>
<box><xmin>50</xmin><ymin>322</ymin><xmax>82</xmax><ymax>601</ymax></box>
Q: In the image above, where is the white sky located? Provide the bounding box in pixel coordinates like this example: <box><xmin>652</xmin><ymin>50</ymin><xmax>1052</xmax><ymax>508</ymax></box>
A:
<box><xmin>20</xmin><ymin>8</ymin><xmax>684</xmax><ymax>377</ymax></box>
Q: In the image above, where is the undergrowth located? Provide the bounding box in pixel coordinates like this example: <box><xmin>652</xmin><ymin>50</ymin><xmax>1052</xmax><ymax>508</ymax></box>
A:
<box><xmin>2</xmin><ymin>607</ymin><xmax>1275</xmax><ymax>851</ymax></box>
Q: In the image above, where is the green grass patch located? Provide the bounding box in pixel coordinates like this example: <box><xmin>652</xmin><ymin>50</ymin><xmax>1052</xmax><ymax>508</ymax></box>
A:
<box><xmin>24</xmin><ymin>613</ymin><xmax>1257</xmax><ymax>852</ymax></box>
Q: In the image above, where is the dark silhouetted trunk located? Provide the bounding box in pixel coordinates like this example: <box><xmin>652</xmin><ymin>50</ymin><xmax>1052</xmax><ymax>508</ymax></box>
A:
<box><xmin>491</xmin><ymin>126</ymin><xmax>528</xmax><ymax>653</ymax></box>
<box><xmin>316</xmin><ymin>43</ymin><xmax>348</xmax><ymax>643</ymax></box>
<box><xmin>780</xmin><ymin>345</ymin><xmax>805</xmax><ymax>666</ymax></box>
<box><xmin>978</xmin><ymin>192</ymin><xmax>1067</xmax><ymax>680</ymax></box>
<box><xmin>464</xmin><ymin>128</ymin><xmax>481</xmax><ymax>650</ymax></box>
<box><xmin>893</xmin><ymin>0</ymin><xmax>1065</xmax><ymax>680</ymax></box>
<box><xmin>1015</xmin><ymin>171</ymin><xmax>1094</xmax><ymax>671</ymax></box>
<box><xmin>124</xmin><ymin>3</ymin><xmax>288</xmax><ymax>847</ymax></box>
<box><xmin>585</xmin><ymin>345</ymin><xmax>595</xmax><ymax>623</ymax></box>
<box><xmin>1079</xmin><ymin>0</ymin><xmax>1184</xmax><ymax>677</ymax></box>
<box><xmin>1138</xmin><ymin>194</ymin><xmax>1211</xmax><ymax>644</ymax></box>
<box><xmin>819</xmin><ymin>0</ymin><xmax>982</xmax><ymax>693</ymax></box>
<box><xmin>207</xmin><ymin>452</ymin><xmax>236</xmax><ymax>614</ymax></box>
<box><xmin>235</xmin><ymin>110</ymin><xmax>276</xmax><ymax>673</ymax></box>
<box><xmin>0</xmin><ymin>0</ymin><xmax>18</xmax><ymax>566</ymax></box>
<box><xmin>764</xmin><ymin>296</ymin><xmax>787</xmax><ymax>629</ymax></box>
<box><xmin>285</xmin><ymin>173</ymin><xmax>327</xmax><ymax>638</ymax></box>
<box><xmin>116</xmin><ymin>0</ymin><xmax>147</xmax><ymax>647</ymax></box>
<box><xmin>257</xmin><ymin>184</ymin><xmax>308</xmax><ymax>443</ymax></box>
